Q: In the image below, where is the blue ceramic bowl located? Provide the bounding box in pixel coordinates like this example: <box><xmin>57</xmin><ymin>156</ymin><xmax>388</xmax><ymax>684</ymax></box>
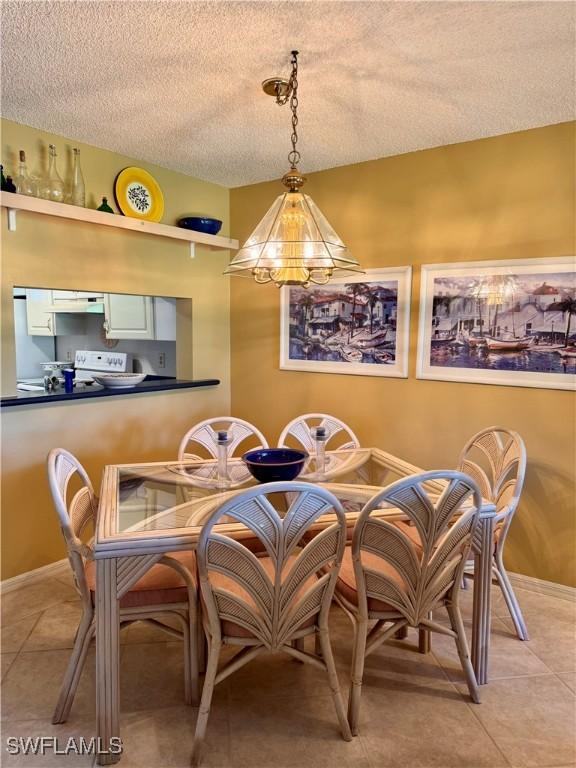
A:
<box><xmin>242</xmin><ymin>448</ymin><xmax>309</xmax><ymax>483</ymax></box>
<box><xmin>178</xmin><ymin>217</ymin><xmax>222</xmax><ymax>235</ymax></box>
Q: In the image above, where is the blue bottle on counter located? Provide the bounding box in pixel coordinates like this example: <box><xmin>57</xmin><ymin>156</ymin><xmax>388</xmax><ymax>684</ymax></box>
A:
<box><xmin>62</xmin><ymin>368</ymin><xmax>75</xmax><ymax>394</ymax></box>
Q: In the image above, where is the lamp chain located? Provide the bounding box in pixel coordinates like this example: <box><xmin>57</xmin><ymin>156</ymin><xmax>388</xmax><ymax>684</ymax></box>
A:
<box><xmin>276</xmin><ymin>51</ymin><xmax>301</xmax><ymax>169</ymax></box>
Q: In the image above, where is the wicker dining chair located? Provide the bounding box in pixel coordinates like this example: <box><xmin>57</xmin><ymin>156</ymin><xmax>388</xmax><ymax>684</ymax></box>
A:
<box><xmin>278</xmin><ymin>413</ymin><xmax>360</xmax><ymax>452</ymax></box>
<box><xmin>177</xmin><ymin>417</ymin><xmax>268</xmax><ymax>462</ymax></box>
<box><xmin>334</xmin><ymin>470</ymin><xmax>483</xmax><ymax>735</ymax></box>
<box><xmin>458</xmin><ymin>426</ymin><xmax>529</xmax><ymax>640</ymax></box>
<box><xmin>47</xmin><ymin>448</ymin><xmax>200</xmax><ymax>724</ymax></box>
<box><xmin>191</xmin><ymin>482</ymin><xmax>352</xmax><ymax>766</ymax></box>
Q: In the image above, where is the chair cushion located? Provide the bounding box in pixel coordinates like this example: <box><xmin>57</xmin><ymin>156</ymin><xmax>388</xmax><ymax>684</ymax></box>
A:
<box><xmin>336</xmin><ymin>546</ymin><xmax>406</xmax><ymax>613</ymax></box>
<box><xmin>209</xmin><ymin>553</ymin><xmax>319</xmax><ymax>638</ymax></box>
<box><xmin>392</xmin><ymin>520</ymin><xmax>423</xmax><ymax>552</ymax></box>
<box><xmin>85</xmin><ymin>550</ymin><xmax>195</xmax><ymax>609</ymax></box>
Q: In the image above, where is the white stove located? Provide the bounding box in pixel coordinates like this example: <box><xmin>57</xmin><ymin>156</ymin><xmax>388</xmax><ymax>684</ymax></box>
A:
<box><xmin>17</xmin><ymin>350</ymin><xmax>132</xmax><ymax>391</ymax></box>
<box><xmin>74</xmin><ymin>350</ymin><xmax>131</xmax><ymax>378</ymax></box>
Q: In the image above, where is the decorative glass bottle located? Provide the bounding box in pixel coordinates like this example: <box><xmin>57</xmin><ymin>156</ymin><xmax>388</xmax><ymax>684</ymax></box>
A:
<box><xmin>216</xmin><ymin>430</ymin><xmax>232</xmax><ymax>488</ymax></box>
<box><xmin>311</xmin><ymin>426</ymin><xmax>327</xmax><ymax>478</ymax></box>
<box><xmin>40</xmin><ymin>144</ymin><xmax>65</xmax><ymax>203</ymax></box>
<box><xmin>14</xmin><ymin>150</ymin><xmax>36</xmax><ymax>196</ymax></box>
<box><xmin>97</xmin><ymin>196</ymin><xmax>114</xmax><ymax>213</ymax></box>
<box><xmin>70</xmin><ymin>148</ymin><xmax>85</xmax><ymax>206</ymax></box>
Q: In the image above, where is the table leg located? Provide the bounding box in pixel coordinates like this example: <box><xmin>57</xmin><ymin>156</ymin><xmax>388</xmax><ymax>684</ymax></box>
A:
<box><xmin>471</xmin><ymin>514</ymin><xmax>495</xmax><ymax>685</ymax></box>
<box><xmin>96</xmin><ymin>558</ymin><xmax>122</xmax><ymax>765</ymax></box>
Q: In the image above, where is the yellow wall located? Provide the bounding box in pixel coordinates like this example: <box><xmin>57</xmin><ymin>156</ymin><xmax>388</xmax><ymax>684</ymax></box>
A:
<box><xmin>230</xmin><ymin>123</ymin><xmax>576</xmax><ymax>588</ymax></box>
<box><xmin>1</xmin><ymin>119</ymin><xmax>231</xmax><ymax>579</ymax></box>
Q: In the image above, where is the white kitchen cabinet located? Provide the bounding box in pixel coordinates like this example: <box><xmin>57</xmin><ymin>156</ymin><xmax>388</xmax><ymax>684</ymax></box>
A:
<box><xmin>104</xmin><ymin>293</ymin><xmax>155</xmax><ymax>340</ymax></box>
<box><xmin>24</xmin><ymin>289</ymin><xmax>84</xmax><ymax>336</ymax></box>
<box><xmin>153</xmin><ymin>297</ymin><xmax>177</xmax><ymax>341</ymax></box>
<box><xmin>52</xmin><ymin>290</ymin><xmax>104</xmax><ymax>301</ymax></box>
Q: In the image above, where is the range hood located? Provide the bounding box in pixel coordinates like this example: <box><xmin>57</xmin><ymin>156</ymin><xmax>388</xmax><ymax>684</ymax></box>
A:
<box><xmin>47</xmin><ymin>300</ymin><xmax>105</xmax><ymax>314</ymax></box>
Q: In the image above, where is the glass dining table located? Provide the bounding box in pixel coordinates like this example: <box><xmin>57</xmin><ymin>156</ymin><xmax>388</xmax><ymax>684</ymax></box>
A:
<box><xmin>93</xmin><ymin>447</ymin><xmax>496</xmax><ymax>765</ymax></box>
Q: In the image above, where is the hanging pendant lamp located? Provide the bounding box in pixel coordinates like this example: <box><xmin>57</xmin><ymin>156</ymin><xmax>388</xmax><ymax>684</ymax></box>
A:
<box><xmin>225</xmin><ymin>51</ymin><xmax>363</xmax><ymax>288</ymax></box>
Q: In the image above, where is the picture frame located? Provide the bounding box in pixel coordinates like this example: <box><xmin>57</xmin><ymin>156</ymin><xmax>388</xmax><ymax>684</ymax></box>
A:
<box><xmin>416</xmin><ymin>256</ymin><xmax>576</xmax><ymax>390</ymax></box>
<box><xmin>280</xmin><ymin>267</ymin><xmax>412</xmax><ymax>377</ymax></box>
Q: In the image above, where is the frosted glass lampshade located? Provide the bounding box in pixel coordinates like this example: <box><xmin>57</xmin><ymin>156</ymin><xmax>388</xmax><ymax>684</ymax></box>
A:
<box><xmin>225</xmin><ymin>191</ymin><xmax>362</xmax><ymax>287</ymax></box>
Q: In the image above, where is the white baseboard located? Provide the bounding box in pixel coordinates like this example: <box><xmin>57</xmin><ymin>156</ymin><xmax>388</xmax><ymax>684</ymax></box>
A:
<box><xmin>508</xmin><ymin>571</ymin><xmax>575</xmax><ymax>602</ymax></box>
<box><xmin>0</xmin><ymin>559</ymin><xmax>69</xmax><ymax>595</ymax></box>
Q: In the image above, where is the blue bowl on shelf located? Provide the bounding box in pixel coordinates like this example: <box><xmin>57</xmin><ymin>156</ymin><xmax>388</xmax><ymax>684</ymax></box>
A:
<box><xmin>178</xmin><ymin>216</ymin><xmax>222</xmax><ymax>235</ymax></box>
<box><xmin>242</xmin><ymin>448</ymin><xmax>309</xmax><ymax>483</ymax></box>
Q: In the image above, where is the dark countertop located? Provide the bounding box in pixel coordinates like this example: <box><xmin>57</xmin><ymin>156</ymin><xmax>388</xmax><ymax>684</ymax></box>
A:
<box><xmin>1</xmin><ymin>376</ymin><xmax>220</xmax><ymax>408</ymax></box>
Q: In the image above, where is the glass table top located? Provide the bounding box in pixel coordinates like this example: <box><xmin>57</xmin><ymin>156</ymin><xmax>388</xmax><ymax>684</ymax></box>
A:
<box><xmin>114</xmin><ymin>449</ymin><xmax>393</xmax><ymax>535</ymax></box>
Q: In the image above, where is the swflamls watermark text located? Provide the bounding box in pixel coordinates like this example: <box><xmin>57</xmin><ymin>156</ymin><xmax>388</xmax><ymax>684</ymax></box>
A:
<box><xmin>5</xmin><ymin>736</ymin><xmax>123</xmax><ymax>756</ymax></box>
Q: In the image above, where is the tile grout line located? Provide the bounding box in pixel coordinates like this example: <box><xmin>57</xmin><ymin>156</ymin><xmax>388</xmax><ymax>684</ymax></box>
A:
<box><xmin>553</xmin><ymin>672</ymin><xmax>576</xmax><ymax>696</ymax></box>
<box><xmin>447</xmin><ymin>676</ymin><xmax>516</xmax><ymax>768</ymax></box>
<box><xmin>3</xmin><ymin>608</ymin><xmax>44</xmax><ymax>673</ymax></box>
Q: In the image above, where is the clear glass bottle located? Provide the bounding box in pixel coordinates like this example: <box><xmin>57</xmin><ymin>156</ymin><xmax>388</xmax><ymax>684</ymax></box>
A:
<box><xmin>216</xmin><ymin>430</ymin><xmax>232</xmax><ymax>488</ymax></box>
<box><xmin>40</xmin><ymin>144</ymin><xmax>65</xmax><ymax>203</ymax></box>
<box><xmin>311</xmin><ymin>426</ymin><xmax>327</xmax><ymax>478</ymax></box>
<box><xmin>14</xmin><ymin>150</ymin><xmax>36</xmax><ymax>196</ymax></box>
<box><xmin>70</xmin><ymin>148</ymin><xmax>85</xmax><ymax>206</ymax></box>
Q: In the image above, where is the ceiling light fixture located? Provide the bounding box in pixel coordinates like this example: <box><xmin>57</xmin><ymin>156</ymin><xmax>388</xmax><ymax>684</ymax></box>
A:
<box><xmin>225</xmin><ymin>51</ymin><xmax>363</xmax><ymax>288</ymax></box>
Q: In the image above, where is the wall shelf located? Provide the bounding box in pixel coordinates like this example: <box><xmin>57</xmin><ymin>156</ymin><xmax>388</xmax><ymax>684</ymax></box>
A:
<box><xmin>1</xmin><ymin>192</ymin><xmax>238</xmax><ymax>258</ymax></box>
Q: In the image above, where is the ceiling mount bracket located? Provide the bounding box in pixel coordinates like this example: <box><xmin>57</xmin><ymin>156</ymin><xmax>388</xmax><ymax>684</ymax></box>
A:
<box><xmin>262</xmin><ymin>77</ymin><xmax>290</xmax><ymax>99</ymax></box>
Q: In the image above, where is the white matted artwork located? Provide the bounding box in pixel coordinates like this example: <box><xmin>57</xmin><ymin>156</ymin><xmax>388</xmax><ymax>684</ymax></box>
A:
<box><xmin>416</xmin><ymin>256</ymin><xmax>576</xmax><ymax>390</ymax></box>
<box><xmin>280</xmin><ymin>267</ymin><xmax>411</xmax><ymax>377</ymax></box>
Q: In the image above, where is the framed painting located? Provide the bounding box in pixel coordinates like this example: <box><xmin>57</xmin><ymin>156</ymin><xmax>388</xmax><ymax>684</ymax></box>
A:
<box><xmin>280</xmin><ymin>267</ymin><xmax>411</xmax><ymax>377</ymax></box>
<box><xmin>416</xmin><ymin>256</ymin><xmax>576</xmax><ymax>390</ymax></box>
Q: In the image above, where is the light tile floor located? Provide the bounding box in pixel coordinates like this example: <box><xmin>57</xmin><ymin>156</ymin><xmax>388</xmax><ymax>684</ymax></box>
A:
<box><xmin>1</xmin><ymin>574</ymin><xmax>575</xmax><ymax>767</ymax></box>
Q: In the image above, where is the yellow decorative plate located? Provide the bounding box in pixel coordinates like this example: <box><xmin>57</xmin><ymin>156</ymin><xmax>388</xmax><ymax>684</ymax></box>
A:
<box><xmin>114</xmin><ymin>167</ymin><xmax>164</xmax><ymax>222</ymax></box>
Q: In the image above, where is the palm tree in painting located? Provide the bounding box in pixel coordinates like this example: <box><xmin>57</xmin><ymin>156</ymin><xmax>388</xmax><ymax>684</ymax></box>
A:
<box><xmin>367</xmin><ymin>290</ymin><xmax>378</xmax><ymax>335</ymax></box>
<box><xmin>346</xmin><ymin>282</ymin><xmax>370</xmax><ymax>339</ymax></box>
<box><xmin>557</xmin><ymin>296</ymin><xmax>576</xmax><ymax>348</ymax></box>
<box><xmin>300</xmin><ymin>293</ymin><xmax>314</xmax><ymax>339</ymax></box>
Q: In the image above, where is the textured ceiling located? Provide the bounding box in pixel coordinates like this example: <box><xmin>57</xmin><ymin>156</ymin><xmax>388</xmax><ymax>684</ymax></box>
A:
<box><xmin>1</xmin><ymin>1</ymin><xmax>574</xmax><ymax>187</ymax></box>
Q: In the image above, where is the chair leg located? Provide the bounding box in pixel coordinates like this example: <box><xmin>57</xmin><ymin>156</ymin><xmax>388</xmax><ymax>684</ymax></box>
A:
<box><xmin>447</xmin><ymin>604</ymin><xmax>480</xmax><ymax>704</ymax></box>
<box><xmin>317</xmin><ymin>628</ymin><xmax>352</xmax><ymax>741</ymax></box>
<box><xmin>418</xmin><ymin>611</ymin><xmax>432</xmax><ymax>653</ymax></box>
<box><xmin>394</xmin><ymin>625</ymin><xmax>408</xmax><ymax>640</ymax></box>
<box><xmin>291</xmin><ymin>637</ymin><xmax>305</xmax><ymax>661</ymax></box>
<box><xmin>191</xmin><ymin>640</ymin><xmax>221</xmax><ymax>768</ymax></box>
<box><xmin>188</xmin><ymin>604</ymin><xmax>201</xmax><ymax>704</ymax></box>
<box><xmin>181</xmin><ymin>618</ymin><xmax>192</xmax><ymax>706</ymax></box>
<box><xmin>347</xmin><ymin>619</ymin><xmax>368</xmax><ymax>736</ymax></box>
<box><xmin>52</xmin><ymin>610</ymin><xmax>94</xmax><ymax>724</ymax></box>
<box><xmin>494</xmin><ymin>553</ymin><xmax>529</xmax><ymax>641</ymax></box>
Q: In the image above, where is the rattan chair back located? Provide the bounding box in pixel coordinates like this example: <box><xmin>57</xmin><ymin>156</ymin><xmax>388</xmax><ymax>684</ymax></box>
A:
<box><xmin>178</xmin><ymin>417</ymin><xmax>268</xmax><ymax>461</ymax></box>
<box><xmin>278</xmin><ymin>413</ymin><xmax>360</xmax><ymax>452</ymax></box>
<box><xmin>197</xmin><ymin>482</ymin><xmax>346</xmax><ymax>648</ymax></box>
<box><xmin>351</xmin><ymin>470</ymin><xmax>483</xmax><ymax>624</ymax></box>
<box><xmin>47</xmin><ymin>448</ymin><xmax>97</xmax><ymax>605</ymax></box>
<box><xmin>458</xmin><ymin>426</ymin><xmax>526</xmax><ymax>544</ymax></box>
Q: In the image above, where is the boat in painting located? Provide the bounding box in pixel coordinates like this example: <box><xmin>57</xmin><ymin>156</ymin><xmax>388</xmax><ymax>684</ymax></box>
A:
<box><xmin>354</xmin><ymin>330</ymin><xmax>389</xmax><ymax>349</ymax></box>
<box><xmin>556</xmin><ymin>347</ymin><xmax>576</xmax><ymax>358</ymax></box>
<box><xmin>461</xmin><ymin>332</ymin><xmax>487</xmax><ymax>348</ymax></box>
<box><xmin>485</xmin><ymin>336</ymin><xmax>533</xmax><ymax>351</ymax></box>
<box><xmin>430</xmin><ymin>335</ymin><xmax>457</xmax><ymax>347</ymax></box>
<box><xmin>340</xmin><ymin>346</ymin><xmax>363</xmax><ymax>363</ymax></box>
<box><xmin>373</xmin><ymin>349</ymin><xmax>394</xmax><ymax>364</ymax></box>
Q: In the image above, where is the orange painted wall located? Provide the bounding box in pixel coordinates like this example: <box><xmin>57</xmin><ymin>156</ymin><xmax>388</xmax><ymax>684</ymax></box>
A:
<box><xmin>230</xmin><ymin>123</ymin><xmax>576</xmax><ymax>587</ymax></box>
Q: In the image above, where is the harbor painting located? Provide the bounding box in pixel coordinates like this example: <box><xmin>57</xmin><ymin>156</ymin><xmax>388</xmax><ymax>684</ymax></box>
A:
<box><xmin>417</xmin><ymin>257</ymin><xmax>576</xmax><ymax>390</ymax></box>
<box><xmin>280</xmin><ymin>267</ymin><xmax>411</xmax><ymax>377</ymax></box>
